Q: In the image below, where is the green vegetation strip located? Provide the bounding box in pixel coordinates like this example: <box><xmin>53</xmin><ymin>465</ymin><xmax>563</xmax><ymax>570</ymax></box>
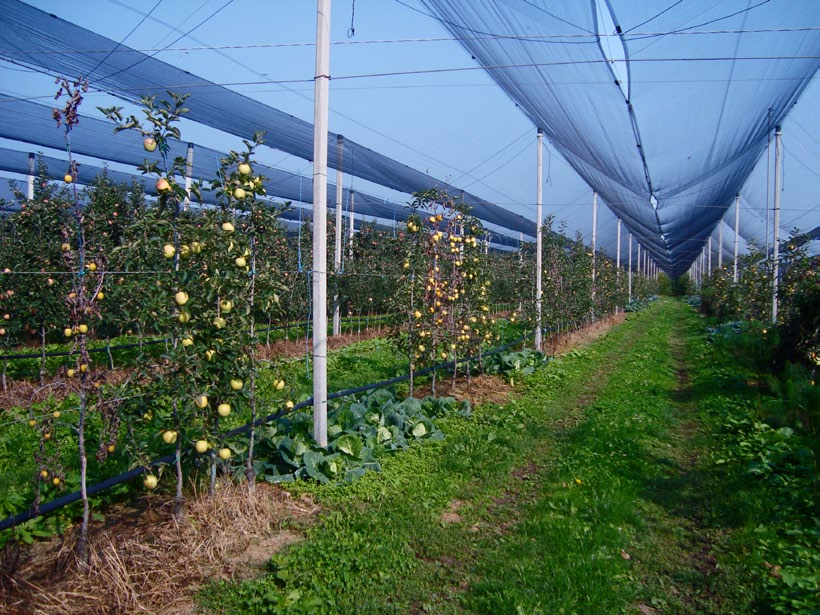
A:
<box><xmin>200</xmin><ymin>300</ymin><xmax>813</xmax><ymax>614</ymax></box>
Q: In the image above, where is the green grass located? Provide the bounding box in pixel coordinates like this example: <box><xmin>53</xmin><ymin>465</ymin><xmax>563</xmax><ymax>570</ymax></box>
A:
<box><xmin>199</xmin><ymin>299</ymin><xmax>814</xmax><ymax>615</ymax></box>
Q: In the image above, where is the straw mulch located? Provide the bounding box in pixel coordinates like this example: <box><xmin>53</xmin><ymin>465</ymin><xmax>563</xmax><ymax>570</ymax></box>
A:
<box><xmin>0</xmin><ymin>482</ymin><xmax>319</xmax><ymax>615</ymax></box>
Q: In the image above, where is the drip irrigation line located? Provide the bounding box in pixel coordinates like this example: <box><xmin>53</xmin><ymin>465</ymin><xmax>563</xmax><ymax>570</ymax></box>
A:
<box><xmin>0</xmin><ymin>314</ymin><xmax>402</xmax><ymax>362</ymax></box>
<box><xmin>0</xmin><ymin>314</ymin><xmax>571</xmax><ymax>534</ymax></box>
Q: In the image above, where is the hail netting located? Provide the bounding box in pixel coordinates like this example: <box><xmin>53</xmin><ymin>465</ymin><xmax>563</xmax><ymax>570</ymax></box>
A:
<box><xmin>0</xmin><ymin>95</ymin><xmax>413</xmax><ymax>227</ymax></box>
<box><xmin>0</xmin><ymin>0</ymin><xmax>535</xmax><ymax>241</ymax></box>
<box><xmin>419</xmin><ymin>0</ymin><xmax>820</xmax><ymax>276</ymax></box>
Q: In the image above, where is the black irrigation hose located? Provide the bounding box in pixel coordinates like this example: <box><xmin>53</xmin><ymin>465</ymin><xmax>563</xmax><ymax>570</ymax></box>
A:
<box><xmin>0</xmin><ymin>319</ymin><xmax>555</xmax><ymax>533</ymax></box>
<box><xmin>0</xmin><ymin>315</ymin><xmax>397</xmax><ymax>363</ymax></box>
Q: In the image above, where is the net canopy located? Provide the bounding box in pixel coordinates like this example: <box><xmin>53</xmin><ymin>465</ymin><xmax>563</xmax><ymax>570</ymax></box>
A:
<box><xmin>0</xmin><ymin>96</ymin><xmax>411</xmax><ymax>226</ymax></box>
<box><xmin>420</xmin><ymin>0</ymin><xmax>820</xmax><ymax>276</ymax></box>
<box><xmin>0</xmin><ymin>0</ymin><xmax>535</xmax><ymax>242</ymax></box>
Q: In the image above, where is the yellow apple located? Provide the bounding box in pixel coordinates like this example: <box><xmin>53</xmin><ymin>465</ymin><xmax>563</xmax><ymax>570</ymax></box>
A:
<box><xmin>217</xmin><ymin>403</ymin><xmax>231</xmax><ymax>417</ymax></box>
<box><xmin>194</xmin><ymin>394</ymin><xmax>209</xmax><ymax>409</ymax></box>
<box><xmin>156</xmin><ymin>177</ymin><xmax>171</xmax><ymax>193</ymax></box>
<box><xmin>52</xmin><ymin>477</ymin><xmax>61</xmax><ymax>486</ymax></box>
<box><xmin>181</xmin><ymin>336</ymin><xmax>194</xmax><ymax>347</ymax></box>
<box><xmin>238</xmin><ymin>163</ymin><xmax>251</xmax><ymax>176</ymax></box>
<box><xmin>143</xmin><ymin>137</ymin><xmax>157</xmax><ymax>152</ymax></box>
<box><xmin>205</xmin><ymin>349</ymin><xmax>216</xmax><ymax>361</ymax></box>
<box><xmin>285</xmin><ymin>400</ymin><xmax>294</xmax><ymax>410</ymax></box>
<box><xmin>96</xmin><ymin>291</ymin><xmax>105</xmax><ymax>300</ymax></box>
<box><xmin>78</xmin><ymin>324</ymin><xmax>88</xmax><ymax>334</ymax></box>
<box><xmin>40</xmin><ymin>469</ymin><xmax>49</xmax><ymax>479</ymax></box>
<box><xmin>220</xmin><ymin>300</ymin><xmax>233</xmax><ymax>313</ymax></box>
<box><xmin>218</xmin><ymin>447</ymin><xmax>232</xmax><ymax>460</ymax></box>
<box><xmin>174</xmin><ymin>291</ymin><xmax>189</xmax><ymax>306</ymax></box>
<box><xmin>61</xmin><ymin>242</ymin><xmax>71</xmax><ymax>252</ymax></box>
<box><xmin>178</xmin><ymin>310</ymin><xmax>191</xmax><ymax>324</ymax></box>
<box><xmin>230</xmin><ymin>378</ymin><xmax>243</xmax><ymax>391</ymax></box>
<box><xmin>194</xmin><ymin>439</ymin><xmax>209</xmax><ymax>454</ymax></box>
<box><xmin>28</xmin><ymin>419</ymin><xmax>36</xmax><ymax>427</ymax></box>
<box><xmin>63</xmin><ymin>327</ymin><xmax>73</xmax><ymax>338</ymax></box>
<box><xmin>64</xmin><ymin>173</ymin><xmax>73</xmax><ymax>184</ymax></box>
<box><xmin>234</xmin><ymin>256</ymin><xmax>247</xmax><ymax>268</ymax></box>
<box><xmin>274</xmin><ymin>379</ymin><xmax>285</xmax><ymax>391</ymax></box>
<box><xmin>213</xmin><ymin>317</ymin><xmax>226</xmax><ymax>329</ymax></box>
<box><xmin>222</xmin><ymin>222</ymin><xmax>235</xmax><ymax>233</ymax></box>
<box><xmin>233</xmin><ymin>187</ymin><xmax>246</xmax><ymax>199</ymax></box>
<box><xmin>413</xmin><ymin>310</ymin><xmax>422</xmax><ymax>319</ymax></box>
<box><xmin>163</xmin><ymin>244</ymin><xmax>176</xmax><ymax>258</ymax></box>
<box><xmin>162</xmin><ymin>430</ymin><xmax>178</xmax><ymax>444</ymax></box>
<box><xmin>66</xmin><ymin>368</ymin><xmax>75</xmax><ymax>378</ymax></box>
<box><xmin>143</xmin><ymin>474</ymin><xmax>158</xmax><ymax>490</ymax></box>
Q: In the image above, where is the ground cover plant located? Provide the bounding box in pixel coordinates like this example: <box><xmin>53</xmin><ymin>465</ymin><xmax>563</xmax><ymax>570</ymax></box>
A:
<box><xmin>196</xmin><ymin>299</ymin><xmax>819</xmax><ymax>615</ymax></box>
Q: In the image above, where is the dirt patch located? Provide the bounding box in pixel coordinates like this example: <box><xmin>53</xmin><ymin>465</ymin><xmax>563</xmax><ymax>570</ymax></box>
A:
<box><xmin>440</xmin><ymin>499</ymin><xmax>467</xmax><ymax>524</ymax></box>
<box><xmin>544</xmin><ymin>312</ymin><xmax>625</xmax><ymax>356</ymax></box>
<box><xmin>413</xmin><ymin>373</ymin><xmax>516</xmax><ymax>407</ymax></box>
<box><xmin>0</xmin><ymin>482</ymin><xmax>318</xmax><ymax>615</ymax></box>
<box><xmin>257</xmin><ymin>327</ymin><xmax>387</xmax><ymax>361</ymax></box>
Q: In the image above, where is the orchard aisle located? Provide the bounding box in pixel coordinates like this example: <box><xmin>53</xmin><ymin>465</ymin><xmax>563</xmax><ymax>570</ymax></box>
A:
<box><xmin>200</xmin><ymin>299</ymin><xmax>764</xmax><ymax>615</ymax></box>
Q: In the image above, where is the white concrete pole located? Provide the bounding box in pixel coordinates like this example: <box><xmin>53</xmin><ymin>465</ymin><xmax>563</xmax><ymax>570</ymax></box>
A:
<box><xmin>312</xmin><ymin>0</ymin><xmax>331</xmax><ymax>447</ymax></box>
<box><xmin>707</xmin><ymin>237</ymin><xmax>712</xmax><ymax>275</ymax></box>
<box><xmin>772</xmin><ymin>125</ymin><xmax>782</xmax><ymax>324</ymax></box>
<box><xmin>348</xmin><ymin>190</ymin><xmax>355</xmax><ymax>260</ymax></box>
<box><xmin>333</xmin><ymin>135</ymin><xmax>344</xmax><ymax>336</ymax></box>
<box><xmin>184</xmin><ymin>142</ymin><xmax>194</xmax><ymax>210</ymax></box>
<box><xmin>616</xmin><ymin>218</ymin><xmax>621</xmax><ymax>273</ymax></box>
<box><xmin>733</xmin><ymin>194</ymin><xmax>741</xmax><ymax>283</ymax></box>
<box><xmin>628</xmin><ymin>234</ymin><xmax>633</xmax><ymax>301</ymax></box>
<box><xmin>535</xmin><ymin>128</ymin><xmax>543</xmax><ymax>351</ymax></box>
<box><xmin>26</xmin><ymin>152</ymin><xmax>35</xmax><ymax>200</ymax></box>
<box><xmin>718</xmin><ymin>219</ymin><xmax>723</xmax><ymax>270</ymax></box>
<box><xmin>591</xmin><ymin>191</ymin><xmax>598</xmax><ymax>285</ymax></box>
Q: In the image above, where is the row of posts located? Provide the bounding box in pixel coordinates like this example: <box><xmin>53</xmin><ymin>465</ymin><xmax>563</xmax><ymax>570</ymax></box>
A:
<box><xmin>689</xmin><ymin>125</ymin><xmax>782</xmax><ymax>324</ymax></box>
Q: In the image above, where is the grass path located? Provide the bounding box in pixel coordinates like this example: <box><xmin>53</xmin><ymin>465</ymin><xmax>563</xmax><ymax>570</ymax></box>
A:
<box><xmin>200</xmin><ymin>300</ymin><xmax>758</xmax><ymax>615</ymax></box>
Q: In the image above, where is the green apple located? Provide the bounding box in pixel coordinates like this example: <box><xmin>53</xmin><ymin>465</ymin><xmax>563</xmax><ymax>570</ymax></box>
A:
<box><xmin>162</xmin><ymin>430</ymin><xmax>178</xmax><ymax>444</ymax></box>
<box><xmin>220</xmin><ymin>300</ymin><xmax>233</xmax><ymax>313</ymax></box>
<box><xmin>213</xmin><ymin>317</ymin><xmax>227</xmax><ymax>329</ymax></box>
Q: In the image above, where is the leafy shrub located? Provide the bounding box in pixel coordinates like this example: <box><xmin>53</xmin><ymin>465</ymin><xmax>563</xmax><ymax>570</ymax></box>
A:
<box><xmin>253</xmin><ymin>389</ymin><xmax>470</xmax><ymax>484</ymax></box>
<box><xmin>483</xmin><ymin>348</ymin><xmax>549</xmax><ymax>382</ymax></box>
